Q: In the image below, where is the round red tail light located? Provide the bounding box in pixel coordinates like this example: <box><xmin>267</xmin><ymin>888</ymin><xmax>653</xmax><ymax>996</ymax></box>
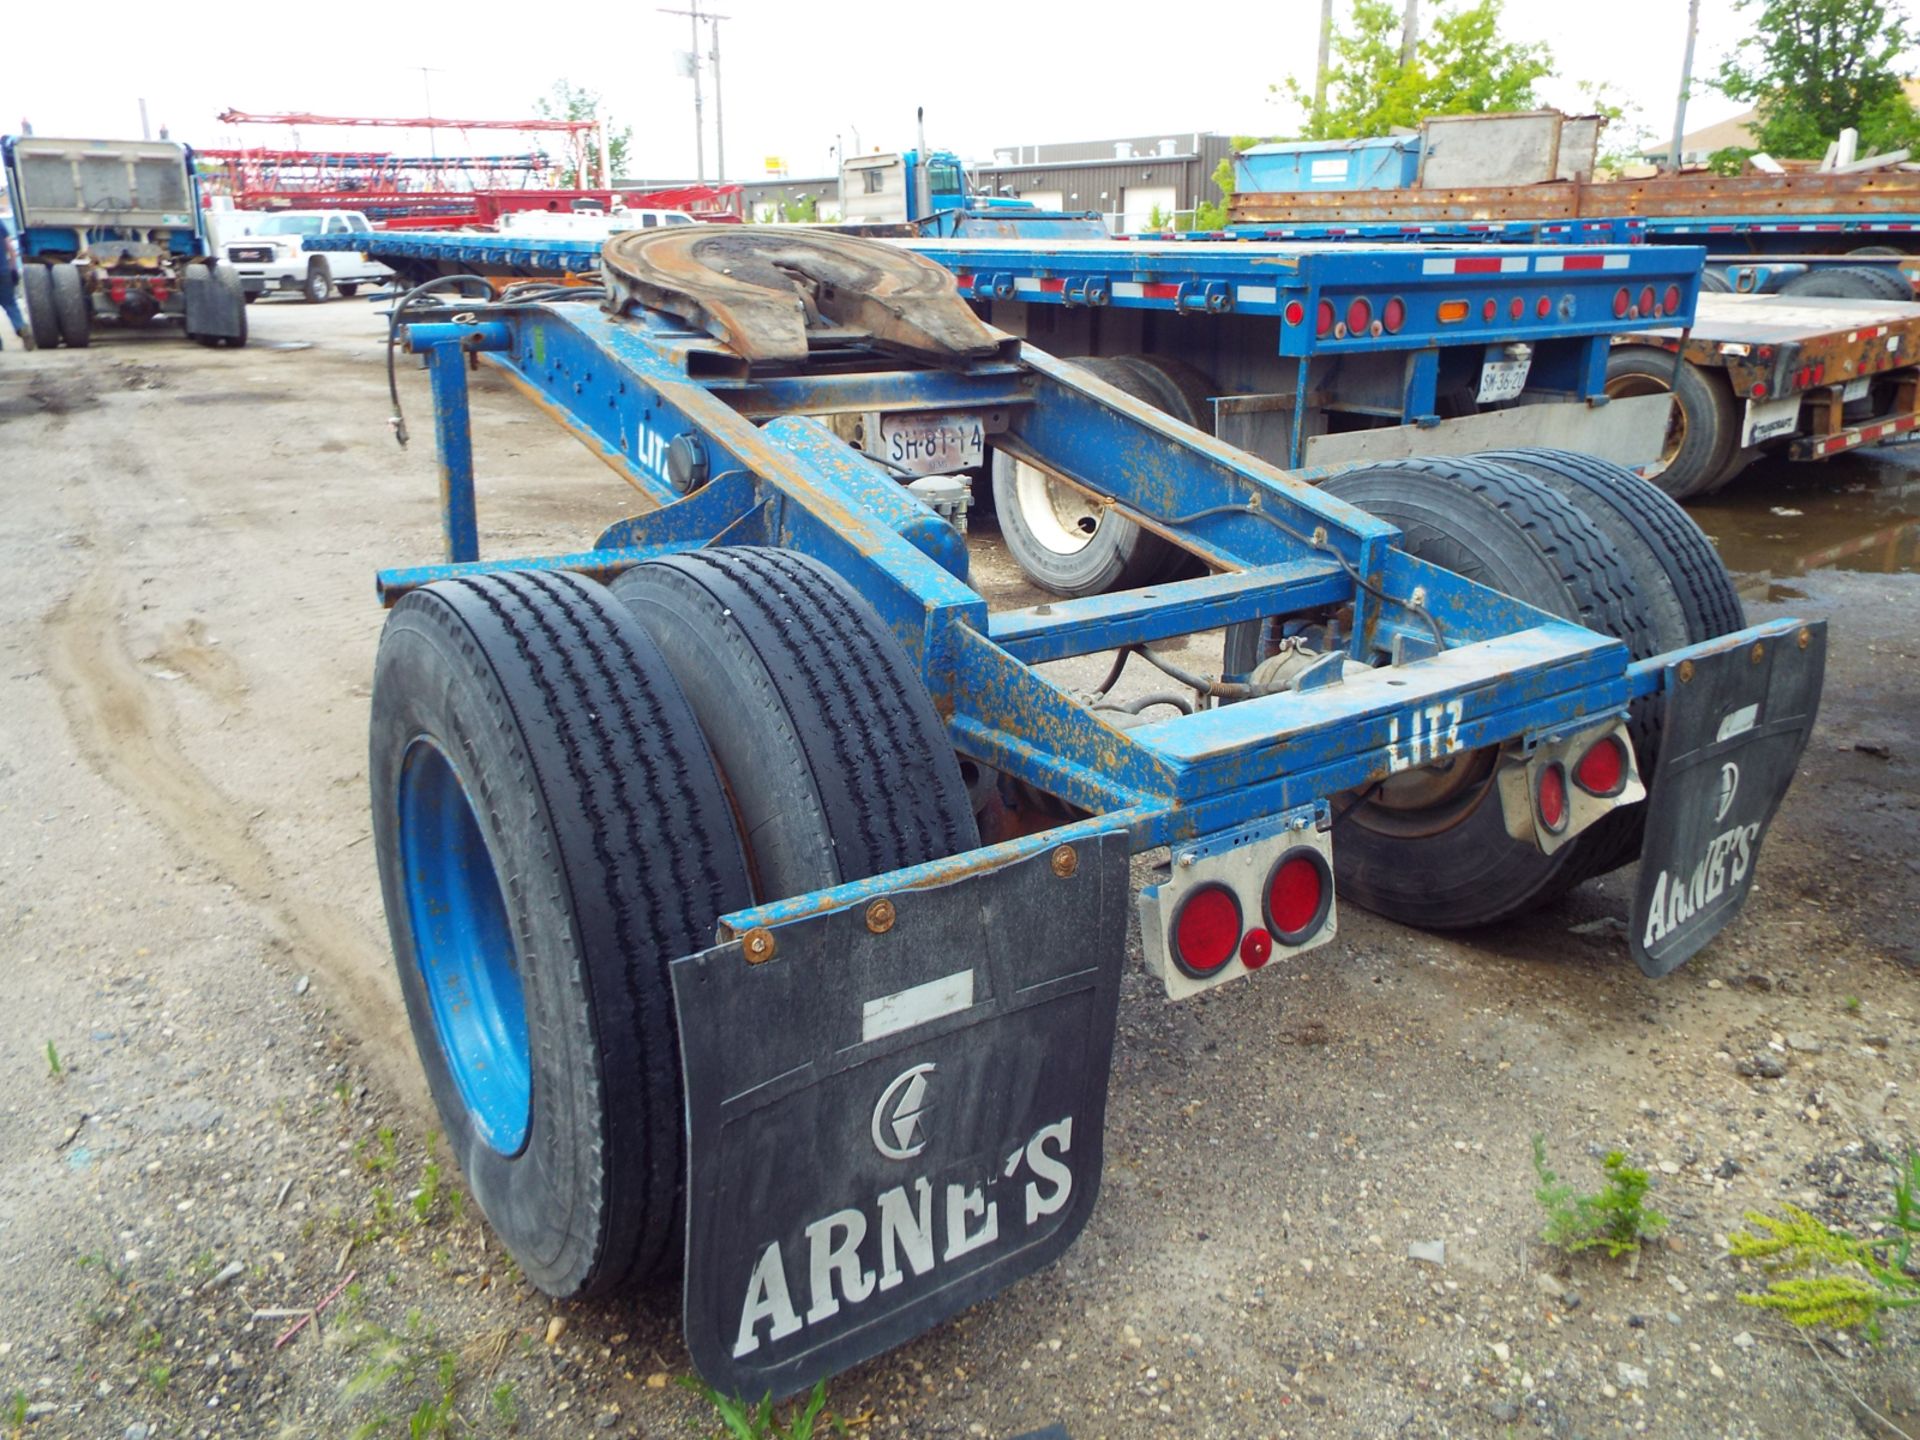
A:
<box><xmin>1509</xmin><ymin>296</ymin><xmax>1525</xmax><ymax>321</ymax></box>
<box><xmin>1482</xmin><ymin>297</ymin><xmax>1498</xmax><ymax>322</ymax></box>
<box><xmin>1664</xmin><ymin>284</ymin><xmax>1682</xmax><ymax>315</ymax></box>
<box><xmin>1284</xmin><ymin>299</ymin><xmax>1306</xmax><ymax>326</ymax></box>
<box><xmin>1537</xmin><ymin>295</ymin><xmax>1552</xmax><ymax>318</ymax></box>
<box><xmin>1537</xmin><ymin>763</ymin><xmax>1569</xmax><ymax>833</ymax></box>
<box><xmin>1382</xmin><ymin>296</ymin><xmax>1407</xmax><ymax>333</ymax></box>
<box><xmin>1346</xmin><ymin>296</ymin><xmax>1373</xmax><ymax>335</ymax></box>
<box><xmin>1265</xmin><ymin>849</ymin><xmax>1332</xmax><ymax>946</ymax></box>
<box><xmin>1172</xmin><ymin>884</ymin><xmax>1241</xmax><ymax>976</ymax></box>
<box><xmin>1613</xmin><ymin>287</ymin><xmax>1632</xmax><ymax>318</ymax></box>
<box><xmin>1240</xmin><ymin>929</ymin><xmax>1273</xmax><ymax>970</ymax></box>
<box><xmin>1574</xmin><ymin>735</ymin><xmax>1628</xmax><ymax>797</ymax></box>
<box><xmin>1639</xmin><ymin>285</ymin><xmax>1657</xmax><ymax>316</ymax></box>
<box><xmin>1315</xmin><ymin>299</ymin><xmax>1336</xmax><ymax>337</ymax></box>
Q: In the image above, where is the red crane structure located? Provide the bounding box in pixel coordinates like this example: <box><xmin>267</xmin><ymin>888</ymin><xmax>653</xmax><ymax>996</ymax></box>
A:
<box><xmin>199</xmin><ymin>109</ymin><xmax>741</xmax><ymax>226</ymax></box>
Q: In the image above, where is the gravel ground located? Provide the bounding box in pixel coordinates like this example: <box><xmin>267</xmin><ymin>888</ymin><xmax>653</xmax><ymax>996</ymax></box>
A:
<box><xmin>0</xmin><ymin>299</ymin><xmax>1913</xmax><ymax>1440</ymax></box>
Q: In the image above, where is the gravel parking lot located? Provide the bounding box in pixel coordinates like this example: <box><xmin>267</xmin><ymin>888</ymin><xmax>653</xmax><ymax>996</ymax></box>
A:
<box><xmin>0</xmin><ymin>298</ymin><xmax>1914</xmax><ymax>1439</ymax></box>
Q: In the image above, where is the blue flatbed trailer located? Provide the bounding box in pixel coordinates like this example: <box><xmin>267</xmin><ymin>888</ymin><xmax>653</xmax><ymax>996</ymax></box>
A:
<box><xmin>352</xmin><ymin>225</ymin><xmax>1822</xmax><ymax>1398</ymax></box>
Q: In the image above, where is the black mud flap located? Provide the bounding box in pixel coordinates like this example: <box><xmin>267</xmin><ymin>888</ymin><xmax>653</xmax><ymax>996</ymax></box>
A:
<box><xmin>671</xmin><ymin>832</ymin><xmax>1130</xmax><ymax>1398</ymax></box>
<box><xmin>183</xmin><ymin>263</ymin><xmax>245</xmax><ymax>339</ymax></box>
<box><xmin>1631</xmin><ymin>622</ymin><xmax>1827</xmax><ymax>976</ymax></box>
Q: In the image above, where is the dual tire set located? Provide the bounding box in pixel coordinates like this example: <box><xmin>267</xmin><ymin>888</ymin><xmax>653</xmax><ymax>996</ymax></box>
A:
<box><xmin>370</xmin><ymin>550</ymin><xmax>977</xmax><ymax>1298</ymax></box>
<box><xmin>20</xmin><ymin>263</ymin><xmax>91</xmax><ymax>349</ymax></box>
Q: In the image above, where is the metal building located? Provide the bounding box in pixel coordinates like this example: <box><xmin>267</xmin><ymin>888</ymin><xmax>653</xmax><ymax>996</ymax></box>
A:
<box><xmin>970</xmin><ymin>133</ymin><xmax>1240</xmax><ymax>231</ymax></box>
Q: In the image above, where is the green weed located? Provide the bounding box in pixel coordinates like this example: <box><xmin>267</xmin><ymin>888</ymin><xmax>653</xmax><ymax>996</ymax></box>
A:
<box><xmin>44</xmin><ymin>1042</ymin><xmax>60</xmax><ymax>1077</ymax></box>
<box><xmin>1532</xmin><ymin>1136</ymin><xmax>1668</xmax><ymax>1259</ymax></box>
<box><xmin>6</xmin><ymin>1391</ymin><xmax>26</xmax><ymax>1429</ymax></box>
<box><xmin>1844</xmin><ymin>995</ymin><xmax>1863</xmax><ymax>1013</ymax></box>
<box><xmin>1731</xmin><ymin>1150</ymin><xmax>1919</xmax><ymax>1340</ymax></box>
<box><xmin>146</xmin><ymin>1364</ymin><xmax>170</xmax><ymax>1396</ymax></box>
<box><xmin>490</xmin><ymin>1381</ymin><xmax>518</xmax><ymax>1430</ymax></box>
<box><xmin>678</xmin><ymin>1377</ymin><xmax>842</xmax><ymax>1440</ymax></box>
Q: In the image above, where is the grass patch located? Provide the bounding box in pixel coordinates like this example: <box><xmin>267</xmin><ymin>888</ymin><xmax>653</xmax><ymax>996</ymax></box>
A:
<box><xmin>679</xmin><ymin>1377</ymin><xmax>843</xmax><ymax>1440</ymax></box>
<box><xmin>1532</xmin><ymin>1136</ymin><xmax>1667</xmax><ymax>1259</ymax></box>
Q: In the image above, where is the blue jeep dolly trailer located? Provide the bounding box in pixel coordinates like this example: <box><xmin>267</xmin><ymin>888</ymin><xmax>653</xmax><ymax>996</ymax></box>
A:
<box><xmin>314</xmin><ymin>228</ymin><xmax>1703</xmax><ymax>591</ymax></box>
<box><xmin>2</xmin><ymin>134</ymin><xmax>247</xmax><ymax>349</ymax></box>
<box><xmin>354</xmin><ymin>226</ymin><xmax>1821</xmax><ymax>1396</ymax></box>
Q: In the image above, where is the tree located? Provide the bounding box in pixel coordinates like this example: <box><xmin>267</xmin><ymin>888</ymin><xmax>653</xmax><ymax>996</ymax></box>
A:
<box><xmin>1714</xmin><ymin>0</ymin><xmax>1920</xmax><ymax>158</ymax></box>
<box><xmin>532</xmin><ymin>79</ymin><xmax>632</xmax><ymax>186</ymax></box>
<box><xmin>1278</xmin><ymin>0</ymin><xmax>1552</xmax><ymax>140</ymax></box>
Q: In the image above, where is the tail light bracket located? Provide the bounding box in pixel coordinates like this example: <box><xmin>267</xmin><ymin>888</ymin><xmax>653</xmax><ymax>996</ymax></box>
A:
<box><xmin>1495</xmin><ymin>719</ymin><xmax>1645</xmax><ymax>855</ymax></box>
<box><xmin>1139</xmin><ymin>802</ymin><xmax>1337</xmax><ymax>1001</ymax></box>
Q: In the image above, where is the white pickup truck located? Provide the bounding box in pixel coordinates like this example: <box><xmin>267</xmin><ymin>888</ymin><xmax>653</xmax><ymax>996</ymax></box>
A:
<box><xmin>222</xmin><ymin>211</ymin><xmax>392</xmax><ymax>302</ymax></box>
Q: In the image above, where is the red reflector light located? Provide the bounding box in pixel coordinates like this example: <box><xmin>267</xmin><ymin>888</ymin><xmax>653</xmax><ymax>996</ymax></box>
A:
<box><xmin>1382</xmin><ymin>296</ymin><xmax>1406</xmax><ymax>333</ymax></box>
<box><xmin>1315</xmin><ymin>299</ymin><xmax>1335</xmax><ymax>337</ymax></box>
<box><xmin>1240</xmin><ymin>929</ymin><xmax>1273</xmax><ymax>970</ymax></box>
<box><xmin>1751</xmin><ymin>380</ymin><xmax>1769</xmax><ymax>398</ymax></box>
<box><xmin>1664</xmin><ymin>284</ymin><xmax>1682</xmax><ymax>314</ymax></box>
<box><xmin>1574</xmin><ymin>736</ymin><xmax>1628</xmax><ymax>797</ymax></box>
<box><xmin>1172</xmin><ymin>884</ymin><xmax>1241</xmax><ymax>976</ymax></box>
<box><xmin>1283</xmin><ymin>299</ymin><xmax>1306</xmax><ymax>326</ymax></box>
<box><xmin>1536</xmin><ymin>295</ymin><xmax>1552</xmax><ymax>318</ymax></box>
<box><xmin>1346</xmin><ymin>296</ymin><xmax>1373</xmax><ymax>334</ymax></box>
<box><xmin>1537</xmin><ymin>763</ymin><xmax>1569</xmax><ymax>834</ymax></box>
<box><xmin>1265</xmin><ymin>850</ymin><xmax>1330</xmax><ymax>946</ymax></box>
<box><xmin>1613</xmin><ymin>287</ymin><xmax>1631</xmax><ymax>318</ymax></box>
<box><xmin>1482</xmin><ymin>298</ymin><xmax>1497</xmax><ymax>322</ymax></box>
<box><xmin>1509</xmin><ymin>296</ymin><xmax>1525</xmax><ymax>321</ymax></box>
<box><xmin>1640</xmin><ymin>285</ymin><xmax>1657</xmax><ymax>316</ymax></box>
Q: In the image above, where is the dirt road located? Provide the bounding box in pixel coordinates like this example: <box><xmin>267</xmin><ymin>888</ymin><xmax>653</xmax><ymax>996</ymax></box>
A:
<box><xmin>0</xmin><ymin>300</ymin><xmax>1913</xmax><ymax>1439</ymax></box>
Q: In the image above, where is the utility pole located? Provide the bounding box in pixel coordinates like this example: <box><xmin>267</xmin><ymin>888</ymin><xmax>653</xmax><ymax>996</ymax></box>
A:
<box><xmin>1313</xmin><ymin>0</ymin><xmax>1334</xmax><ymax>131</ymax></box>
<box><xmin>1668</xmin><ymin>0</ymin><xmax>1702</xmax><ymax>172</ymax></box>
<box><xmin>416</xmin><ymin>66</ymin><xmax>445</xmax><ymax>160</ymax></box>
<box><xmin>708</xmin><ymin>12</ymin><xmax>729</xmax><ymax>183</ymax></box>
<box><xmin>1400</xmin><ymin>0</ymin><xmax>1419</xmax><ymax>68</ymax></box>
<box><xmin>660</xmin><ymin>4</ymin><xmax>709</xmax><ymax>180</ymax></box>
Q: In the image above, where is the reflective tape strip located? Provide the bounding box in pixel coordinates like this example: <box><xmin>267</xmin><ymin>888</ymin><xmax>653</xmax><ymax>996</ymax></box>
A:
<box><xmin>1236</xmin><ymin>284</ymin><xmax>1278</xmax><ymax>305</ymax></box>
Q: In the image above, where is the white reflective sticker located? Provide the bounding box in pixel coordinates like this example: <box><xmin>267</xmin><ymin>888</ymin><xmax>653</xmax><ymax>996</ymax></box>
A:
<box><xmin>861</xmin><ymin>969</ymin><xmax>975</xmax><ymax>1043</ymax></box>
<box><xmin>1716</xmin><ymin>702</ymin><xmax>1760</xmax><ymax>742</ymax></box>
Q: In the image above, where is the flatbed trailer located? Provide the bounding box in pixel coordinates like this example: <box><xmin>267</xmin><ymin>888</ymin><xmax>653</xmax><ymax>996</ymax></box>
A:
<box><xmin>1227</xmin><ymin>170</ymin><xmax>1920</xmax><ymax>258</ymax></box>
<box><xmin>356</xmin><ymin>226</ymin><xmax>1822</xmax><ymax>1398</ymax></box>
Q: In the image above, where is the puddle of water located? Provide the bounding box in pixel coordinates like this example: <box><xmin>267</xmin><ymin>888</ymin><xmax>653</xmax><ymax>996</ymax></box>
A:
<box><xmin>1688</xmin><ymin>445</ymin><xmax>1920</xmax><ymax>578</ymax></box>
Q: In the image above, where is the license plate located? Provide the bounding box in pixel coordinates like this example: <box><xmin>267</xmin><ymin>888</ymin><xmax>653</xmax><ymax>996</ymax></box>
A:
<box><xmin>1630</xmin><ymin>622</ymin><xmax>1826</xmax><ymax>976</ymax></box>
<box><xmin>1477</xmin><ymin>357</ymin><xmax>1532</xmax><ymax>404</ymax></box>
<box><xmin>672</xmin><ymin>832</ymin><xmax>1129</xmax><ymax>1396</ymax></box>
<box><xmin>876</xmin><ymin>411</ymin><xmax>985</xmax><ymax>474</ymax></box>
<box><xmin>1742</xmin><ymin>393</ymin><xmax>1803</xmax><ymax>447</ymax></box>
<box><xmin>1842</xmin><ymin>377</ymin><xmax>1871</xmax><ymax>402</ymax></box>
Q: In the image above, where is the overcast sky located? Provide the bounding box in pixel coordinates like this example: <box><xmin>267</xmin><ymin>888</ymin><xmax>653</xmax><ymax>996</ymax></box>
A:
<box><xmin>4</xmin><ymin>1</ymin><xmax>1842</xmax><ymax>182</ymax></box>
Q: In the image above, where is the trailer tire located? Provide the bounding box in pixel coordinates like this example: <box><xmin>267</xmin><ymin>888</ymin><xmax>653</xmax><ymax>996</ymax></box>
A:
<box><xmin>609</xmin><ymin>547</ymin><xmax>977</xmax><ymax>901</ymax></box>
<box><xmin>1849</xmin><ymin>244</ymin><xmax>1906</xmax><ymax>258</ymax></box>
<box><xmin>1699</xmin><ymin>268</ymin><xmax>1732</xmax><ymax>293</ymax></box>
<box><xmin>1471</xmin><ymin>448</ymin><xmax>1746</xmax><ymax>878</ymax></box>
<box><xmin>50</xmin><ymin>264</ymin><xmax>90</xmax><ymax>348</ymax></box>
<box><xmin>370</xmin><ymin>571</ymin><xmax>754</xmax><ymax>1299</ymax></box>
<box><xmin>1777</xmin><ymin>265</ymin><xmax>1912</xmax><ymax>302</ymax></box>
<box><xmin>304</xmin><ymin>259</ymin><xmax>334</xmax><ymax>303</ymax></box>
<box><xmin>1317</xmin><ymin>456</ymin><xmax>1653</xmax><ymax>929</ymax></box>
<box><xmin>993</xmin><ymin>356</ymin><xmax>1185</xmax><ymax>597</ymax></box>
<box><xmin>339</xmin><ymin>282</ymin><xmax>360</xmax><ymax>297</ymax></box>
<box><xmin>1603</xmin><ymin>345</ymin><xmax>1737</xmax><ymax>499</ymax></box>
<box><xmin>21</xmin><ymin>266</ymin><xmax>60</xmax><ymax>349</ymax></box>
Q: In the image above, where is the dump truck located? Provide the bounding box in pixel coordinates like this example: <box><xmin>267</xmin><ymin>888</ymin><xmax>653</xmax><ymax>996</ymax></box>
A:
<box><xmin>356</xmin><ymin>225</ymin><xmax>1822</xmax><ymax>1397</ymax></box>
<box><xmin>2</xmin><ymin>135</ymin><xmax>247</xmax><ymax>348</ymax></box>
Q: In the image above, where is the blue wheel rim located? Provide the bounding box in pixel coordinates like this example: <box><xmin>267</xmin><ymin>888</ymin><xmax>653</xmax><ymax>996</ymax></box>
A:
<box><xmin>398</xmin><ymin>738</ymin><xmax>531</xmax><ymax>1154</ymax></box>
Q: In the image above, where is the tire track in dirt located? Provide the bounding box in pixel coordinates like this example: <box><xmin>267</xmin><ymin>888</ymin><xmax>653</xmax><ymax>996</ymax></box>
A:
<box><xmin>44</xmin><ymin>565</ymin><xmax>422</xmax><ymax>1107</ymax></box>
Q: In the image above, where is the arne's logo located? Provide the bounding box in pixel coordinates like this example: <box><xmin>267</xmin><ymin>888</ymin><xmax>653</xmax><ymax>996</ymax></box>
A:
<box><xmin>871</xmin><ymin>1063</ymin><xmax>934</xmax><ymax>1161</ymax></box>
<box><xmin>1715</xmin><ymin>762</ymin><xmax>1741</xmax><ymax>823</ymax></box>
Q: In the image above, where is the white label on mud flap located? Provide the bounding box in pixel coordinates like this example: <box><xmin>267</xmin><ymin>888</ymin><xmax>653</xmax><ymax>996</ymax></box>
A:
<box><xmin>1743</xmin><ymin>394</ymin><xmax>1803</xmax><ymax>447</ymax></box>
<box><xmin>861</xmin><ymin>970</ymin><xmax>974</xmax><ymax>1043</ymax></box>
<box><xmin>1716</xmin><ymin>703</ymin><xmax>1760</xmax><ymax>742</ymax></box>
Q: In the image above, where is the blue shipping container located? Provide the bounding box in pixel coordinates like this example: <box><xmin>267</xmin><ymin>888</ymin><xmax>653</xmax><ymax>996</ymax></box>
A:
<box><xmin>1234</xmin><ymin>136</ymin><xmax>1422</xmax><ymax>193</ymax></box>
